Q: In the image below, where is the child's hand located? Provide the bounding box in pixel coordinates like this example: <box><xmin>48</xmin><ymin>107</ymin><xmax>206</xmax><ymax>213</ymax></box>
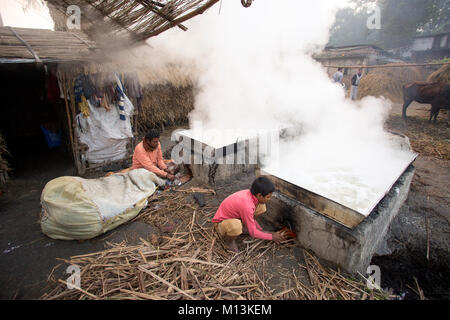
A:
<box><xmin>272</xmin><ymin>231</ymin><xmax>286</xmax><ymax>244</ymax></box>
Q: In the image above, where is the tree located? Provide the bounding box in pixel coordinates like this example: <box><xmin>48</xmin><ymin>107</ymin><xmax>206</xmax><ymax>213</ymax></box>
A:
<box><xmin>419</xmin><ymin>0</ymin><xmax>450</xmax><ymax>34</ymax></box>
<box><xmin>328</xmin><ymin>8</ymin><xmax>370</xmax><ymax>47</ymax></box>
<box><xmin>329</xmin><ymin>0</ymin><xmax>450</xmax><ymax>49</ymax></box>
<box><xmin>378</xmin><ymin>0</ymin><xmax>432</xmax><ymax>48</ymax></box>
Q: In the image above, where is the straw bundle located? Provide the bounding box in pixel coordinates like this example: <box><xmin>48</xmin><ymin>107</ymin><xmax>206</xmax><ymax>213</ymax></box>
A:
<box><xmin>358</xmin><ymin>63</ymin><xmax>424</xmax><ymax>102</ymax></box>
<box><xmin>427</xmin><ymin>64</ymin><xmax>450</xmax><ymax>83</ymax></box>
<box><xmin>137</xmin><ymin>83</ymin><xmax>194</xmax><ymax>133</ymax></box>
<box><xmin>41</xmin><ymin>189</ymin><xmax>390</xmax><ymax>300</ymax></box>
<box><xmin>0</xmin><ymin>131</ymin><xmax>10</xmax><ymax>187</ymax></box>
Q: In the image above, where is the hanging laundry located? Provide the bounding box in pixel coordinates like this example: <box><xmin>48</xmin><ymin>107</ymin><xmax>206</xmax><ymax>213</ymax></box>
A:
<box><xmin>124</xmin><ymin>72</ymin><xmax>143</xmax><ymax>99</ymax></box>
<box><xmin>79</xmin><ymin>95</ymin><xmax>90</xmax><ymax>118</ymax></box>
<box><xmin>74</xmin><ymin>75</ymin><xmax>85</xmax><ymax>103</ymax></box>
<box><xmin>115</xmin><ymin>73</ymin><xmax>126</xmax><ymax>121</ymax></box>
<box><xmin>101</xmin><ymin>92</ymin><xmax>111</xmax><ymax>111</ymax></box>
<box><xmin>88</xmin><ymin>94</ymin><xmax>101</xmax><ymax>108</ymax></box>
<box><xmin>74</xmin><ymin>74</ymin><xmax>96</xmax><ymax>103</ymax></box>
<box><xmin>124</xmin><ymin>72</ymin><xmax>143</xmax><ymax>113</ymax></box>
<box><xmin>82</xmin><ymin>75</ymin><xmax>95</xmax><ymax>100</ymax></box>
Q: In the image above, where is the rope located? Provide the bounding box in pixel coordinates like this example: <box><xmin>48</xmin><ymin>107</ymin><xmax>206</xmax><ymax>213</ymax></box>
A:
<box><xmin>8</xmin><ymin>26</ymin><xmax>42</xmax><ymax>63</ymax></box>
<box><xmin>323</xmin><ymin>62</ymin><xmax>449</xmax><ymax>69</ymax></box>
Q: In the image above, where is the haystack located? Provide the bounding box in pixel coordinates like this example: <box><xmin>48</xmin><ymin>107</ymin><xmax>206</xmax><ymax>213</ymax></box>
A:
<box><xmin>427</xmin><ymin>63</ymin><xmax>450</xmax><ymax>83</ymax></box>
<box><xmin>358</xmin><ymin>63</ymin><xmax>424</xmax><ymax>102</ymax></box>
<box><xmin>134</xmin><ymin>63</ymin><xmax>194</xmax><ymax>134</ymax></box>
<box><xmin>137</xmin><ymin>82</ymin><xmax>194</xmax><ymax>134</ymax></box>
<box><xmin>0</xmin><ymin>131</ymin><xmax>10</xmax><ymax>187</ymax></box>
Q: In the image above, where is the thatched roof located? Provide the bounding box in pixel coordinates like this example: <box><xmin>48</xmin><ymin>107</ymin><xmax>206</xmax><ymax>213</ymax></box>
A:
<box><xmin>0</xmin><ymin>26</ymin><xmax>98</xmax><ymax>63</ymax></box>
<box><xmin>314</xmin><ymin>45</ymin><xmax>386</xmax><ymax>61</ymax></box>
<box><xmin>46</xmin><ymin>0</ymin><xmax>222</xmax><ymax>45</ymax></box>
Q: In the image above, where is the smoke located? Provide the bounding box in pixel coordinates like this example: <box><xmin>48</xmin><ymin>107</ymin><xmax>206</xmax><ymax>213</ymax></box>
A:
<box><xmin>0</xmin><ymin>0</ymin><xmax>54</xmax><ymax>30</ymax></box>
<box><xmin>149</xmin><ymin>0</ymin><xmax>346</xmax><ymax>131</ymax></box>
<box><xmin>147</xmin><ymin>0</ymin><xmax>416</xmax><ymax>215</ymax></box>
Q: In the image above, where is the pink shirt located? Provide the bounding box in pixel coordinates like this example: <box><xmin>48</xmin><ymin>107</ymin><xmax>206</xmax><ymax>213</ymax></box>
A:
<box><xmin>132</xmin><ymin>141</ymin><xmax>167</xmax><ymax>177</ymax></box>
<box><xmin>212</xmin><ymin>189</ymin><xmax>273</xmax><ymax>240</ymax></box>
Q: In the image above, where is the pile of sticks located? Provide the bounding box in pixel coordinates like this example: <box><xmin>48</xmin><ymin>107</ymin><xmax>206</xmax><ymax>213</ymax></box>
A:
<box><xmin>299</xmin><ymin>251</ymin><xmax>387</xmax><ymax>300</ymax></box>
<box><xmin>41</xmin><ymin>189</ymin><xmax>389</xmax><ymax>300</ymax></box>
<box><xmin>41</xmin><ymin>214</ymin><xmax>289</xmax><ymax>299</ymax></box>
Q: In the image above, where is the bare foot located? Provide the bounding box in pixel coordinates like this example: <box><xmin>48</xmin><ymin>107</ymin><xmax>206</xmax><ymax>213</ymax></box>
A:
<box><xmin>225</xmin><ymin>239</ymin><xmax>239</xmax><ymax>253</ymax></box>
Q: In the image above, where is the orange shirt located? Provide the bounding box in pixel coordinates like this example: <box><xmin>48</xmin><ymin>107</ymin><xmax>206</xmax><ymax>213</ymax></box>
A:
<box><xmin>132</xmin><ymin>141</ymin><xmax>167</xmax><ymax>177</ymax></box>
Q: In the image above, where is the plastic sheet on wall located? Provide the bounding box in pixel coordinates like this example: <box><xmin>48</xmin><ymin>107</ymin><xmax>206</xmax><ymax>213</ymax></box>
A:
<box><xmin>75</xmin><ymin>74</ymin><xmax>134</xmax><ymax>164</ymax></box>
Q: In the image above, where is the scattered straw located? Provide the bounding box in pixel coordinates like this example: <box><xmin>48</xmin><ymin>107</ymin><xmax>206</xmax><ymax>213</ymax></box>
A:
<box><xmin>41</xmin><ymin>187</ymin><xmax>390</xmax><ymax>300</ymax></box>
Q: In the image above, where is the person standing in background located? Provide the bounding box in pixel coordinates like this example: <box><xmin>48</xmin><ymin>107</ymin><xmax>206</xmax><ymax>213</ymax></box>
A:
<box><xmin>332</xmin><ymin>67</ymin><xmax>344</xmax><ymax>85</ymax></box>
<box><xmin>350</xmin><ymin>68</ymin><xmax>363</xmax><ymax>100</ymax></box>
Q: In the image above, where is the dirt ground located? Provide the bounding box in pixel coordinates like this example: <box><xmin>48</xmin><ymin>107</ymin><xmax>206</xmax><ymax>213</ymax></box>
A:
<box><xmin>372</xmin><ymin>102</ymin><xmax>450</xmax><ymax>299</ymax></box>
<box><xmin>0</xmin><ymin>101</ymin><xmax>448</xmax><ymax>300</ymax></box>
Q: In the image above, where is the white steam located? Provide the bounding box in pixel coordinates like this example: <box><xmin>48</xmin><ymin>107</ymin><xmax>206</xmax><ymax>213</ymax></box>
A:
<box><xmin>147</xmin><ymin>0</ymin><xmax>416</xmax><ymax>216</ymax></box>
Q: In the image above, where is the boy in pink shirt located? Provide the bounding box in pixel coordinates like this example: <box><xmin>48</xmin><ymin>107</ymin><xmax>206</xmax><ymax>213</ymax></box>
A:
<box><xmin>132</xmin><ymin>130</ymin><xmax>178</xmax><ymax>180</ymax></box>
<box><xmin>212</xmin><ymin>177</ymin><xmax>286</xmax><ymax>252</ymax></box>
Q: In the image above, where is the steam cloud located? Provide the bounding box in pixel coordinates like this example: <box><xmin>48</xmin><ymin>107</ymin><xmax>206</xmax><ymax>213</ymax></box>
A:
<box><xmin>147</xmin><ymin>0</ymin><xmax>416</xmax><ymax>215</ymax></box>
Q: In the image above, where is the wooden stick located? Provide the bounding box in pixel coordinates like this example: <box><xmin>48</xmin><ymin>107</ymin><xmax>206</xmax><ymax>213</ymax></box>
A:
<box><xmin>119</xmin><ymin>289</ymin><xmax>166</xmax><ymax>300</ymax></box>
<box><xmin>137</xmin><ymin>266</ymin><xmax>196</xmax><ymax>300</ymax></box>
<box><xmin>142</xmin><ymin>0</ymin><xmax>220</xmax><ymax>39</ymax></box>
<box><xmin>323</xmin><ymin>62</ymin><xmax>449</xmax><ymax>69</ymax></box>
<box><xmin>57</xmin><ymin>279</ymin><xmax>98</xmax><ymax>299</ymax></box>
<box><xmin>210</xmin><ymin>283</ymin><xmax>245</xmax><ymax>300</ymax></box>
<box><xmin>186</xmin><ymin>267</ymin><xmax>210</xmax><ymax>300</ymax></box>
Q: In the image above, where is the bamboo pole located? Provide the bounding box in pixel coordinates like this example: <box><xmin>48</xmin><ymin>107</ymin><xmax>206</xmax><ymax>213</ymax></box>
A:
<box><xmin>141</xmin><ymin>0</ymin><xmax>220</xmax><ymax>40</ymax></box>
<box><xmin>137</xmin><ymin>266</ymin><xmax>197</xmax><ymax>300</ymax></box>
<box><xmin>60</xmin><ymin>72</ymin><xmax>76</xmax><ymax>162</ymax></box>
<box><xmin>323</xmin><ymin>62</ymin><xmax>449</xmax><ymax>69</ymax></box>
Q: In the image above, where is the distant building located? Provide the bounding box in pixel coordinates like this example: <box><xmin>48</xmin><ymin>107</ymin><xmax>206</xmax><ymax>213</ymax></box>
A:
<box><xmin>387</xmin><ymin>32</ymin><xmax>450</xmax><ymax>62</ymax></box>
<box><xmin>410</xmin><ymin>32</ymin><xmax>450</xmax><ymax>62</ymax></box>
<box><xmin>313</xmin><ymin>44</ymin><xmax>398</xmax><ymax>79</ymax></box>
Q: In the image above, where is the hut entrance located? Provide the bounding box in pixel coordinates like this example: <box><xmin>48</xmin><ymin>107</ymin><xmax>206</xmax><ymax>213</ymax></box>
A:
<box><xmin>0</xmin><ymin>63</ymin><xmax>74</xmax><ymax>179</ymax></box>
